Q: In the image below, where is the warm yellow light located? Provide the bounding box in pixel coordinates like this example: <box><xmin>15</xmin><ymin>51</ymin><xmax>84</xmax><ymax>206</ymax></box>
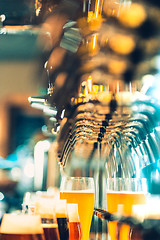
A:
<box><xmin>74</xmin><ymin>98</ymin><xmax>78</xmax><ymax>104</ymax></box>
<box><xmin>78</xmin><ymin>98</ymin><xmax>83</xmax><ymax>103</ymax></box>
<box><xmin>95</xmin><ymin>0</ymin><xmax>104</xmax><ymax>18</ymax></box>
<box><xmin>119</xmin><ymin>3</ymin><xmax>147</xmax><ymax>28</ymax></box>
<box><xmin>35</xmin><ymin>0</ymin><xmax>42</xmax><ymax>16</ymax></box>
<box><xmin>108</xmin><ymin>59</ymin><xmax>127</xmax><ymax>74</ymax></box>
<box><xmin>84</xmin><ymin>85</ymin><xmax>89</xmax><ymax>96</ymax></box>
<box><xmin>82</xmin><ymin>0</ymin><xmax>104</xmax><ymax>98</ymax></box>
<box><xmin>87</xmin><ymin>76</ymin><xmax>93</xmax><ymax>93</ymax></box>
<box><xmin>99</xmin><ymin>85</ymin><xmax>103</xmax><ymax>92</ymax></box>
<box><xmin>88</xmin><ymin>11</ymin><xmax>94</xmax><ymax>22</ymax></box>
<box><xmin>93</xmin><ymin>85</ymin><xmax>99</xmax><ymax>94</ymax></box>
<box><xmin>92</xmin><ymin>34</ymin><xmax>97</xmax><ymax>50</ymax></box>
<box><xmin>117</xmin><ymin>81</ymin><xmax>119</xmax><ymax>93</ymax></box>
<box><xmin>109</xmin><ymin>34</ymin><xmax>135</xmax><ymax>55</ymax></box>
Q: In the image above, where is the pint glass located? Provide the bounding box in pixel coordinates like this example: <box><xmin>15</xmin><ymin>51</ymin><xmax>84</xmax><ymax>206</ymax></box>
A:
<box><xmin>0</xmin><ymin>214</ymin><xmax>45</xmax><ymax>240</ymax></box>
<box><xmin>60</xmin><ymin>176</ymin><xmax>95</xmax><ymax>240</ymax></box>
<box><xmin>55</xmin><ymin>199</ymin><xmax>69</xmax><ymax>240</ymax></box>
<box><xmin>129</xmin><ymin>196</ymin><xmax>160</xmax><ymax>240</ymax></box>
<box><xmin>129</xmin><ymin>204</ymin><xmax>146</xmax><ymax>240</ymax></box>
<box><xmin>106</xmin><ymin>178</ymin><xmax>148</xmax><ymax>240</ymax></box>
<box><xmin>35</xmin><ymin>197</ymin><xmax>60</xmax><ymax>240</ymax></box>
<box><xmin>67</xmin><ymin>203</ymin><xmax>82</xmax><ymax>240</ymax></box>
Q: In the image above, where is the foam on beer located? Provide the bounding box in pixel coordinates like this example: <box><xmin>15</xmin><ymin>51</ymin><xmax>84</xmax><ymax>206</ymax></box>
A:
<box><xmin>41</xmin><ymin>223</ymin><xmax>58</xmax><ymax>228</ymax></box>
<box><xmin>61</xmin><ymin>190</ymin><xmax>94</xmax><ymax>193</ymax></box>
<box><xmin>67</xmin><ymin>204</ymin><xmax>80</xmax><ymax>222</ymax></box>
<box><xmin>107</xmin><ymin>190</ymin><xmax>146</xmax><ymax>194</ymax></box>
<box><xmin>1</xmin><ymin>214</ymin><xmax>43</xmax><ymax>234</ymax></box>
<box><xmin>35</xmin><ymin>198</ymin><xmax>57</xmax><ymax>219</ymax></box>
<box><xmin>132</xmin><ymin>204</ymin><xmax>146</xmax><ymax>222</ymax></box>
<box><xmin>145</xmin><ymin>197</ymin><xmax>160</xmax><ymax>219</ymax></box>
<box><xmin>55</xmin><ymin>199</ymin><xmax>68</xmax><ymax>218</ymax></box>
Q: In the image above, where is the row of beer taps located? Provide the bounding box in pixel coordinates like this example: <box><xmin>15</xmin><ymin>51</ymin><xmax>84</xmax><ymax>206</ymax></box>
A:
<box><xmin>29</xmin><ymin>0</ymin><xmax>160</xmax><ymax>178</ymax></box>
<box><xmin>55</xmin><ymin>97</ymin><xmax>160</xmax><ymax>177</ymax></box>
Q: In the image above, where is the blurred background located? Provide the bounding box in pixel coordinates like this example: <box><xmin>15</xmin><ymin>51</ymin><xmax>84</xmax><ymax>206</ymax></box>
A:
<box><xmin>0</xmin><ymin>0</ymin><xmax>60</xmax><ymax>219</ymax></box>
<box><xmin>0</xmin><ymin>0</ymin><xmax>160</xmax><ymax>234</ymax></box>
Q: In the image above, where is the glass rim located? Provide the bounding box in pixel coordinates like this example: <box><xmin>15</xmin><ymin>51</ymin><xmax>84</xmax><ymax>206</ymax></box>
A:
<box><xmin>106</xmin><ymin>177</ymin><xmax>148</xmax><ymax>192</ymax></box>
<box><xmin>106</xmin><ymin>177</ymin><xmax>148</xmax><ymax>184</ymax></box>
<box><xmin>106</xmin><ymin>178</ymin><xmax>148</xmax><ymax>182</ymax></box>
<box><xmin>62</xmin><ymin>176</ymin><xmax>94</xmax><ymax>181</ymax></box>
<box><xmin>60</xmin><ymin>176</ymin><xmax>95</xmax><ymax>191</ymax></box>
<box><xmin>106</xmin><ymin>177</ymin><xmax>147</xmax><ymax>180</ymax></box>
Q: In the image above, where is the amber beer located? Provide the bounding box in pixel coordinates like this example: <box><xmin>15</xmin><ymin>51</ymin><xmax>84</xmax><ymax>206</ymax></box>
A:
<box><xmin>0</xmin><ymin>214</ymin><xmax>45</xmax><ymax>240</ymax></box>
<box><xmin>60</xmin><ymin>190</ymin><xmax>95</xmax><ymax>240</ymax></box>
<box><xmin>42</xmin><ymin>223</ymin><xmax>60</xmax><ymax>240</ymax></box>
<box><xmin>34</xmin><ymin>198</ymin><xmax>60</xmax><ymax>240</ymax></box>
<box><xmin>67</xmin><ymin>203</ymin><xmax>82</xmax><ymax>240</ymax></box>
<box><xmin>69</xmin><ymin>222</ymin><xmax>82</xmax><ymax>240</ymax></box>
<box><xmin>129</xmin><ymin>198</ymin><xmax>160</xmax><ymax>240</ymax></box>
<box><xmin>106</xmin><ymin>177</ymin><xmax>148</xmax><ymax>240</ymax></box>
<box><xmin>107</xmin><ymin>191</ymin><xmax>146</xmax><ymax>240</ymax></box>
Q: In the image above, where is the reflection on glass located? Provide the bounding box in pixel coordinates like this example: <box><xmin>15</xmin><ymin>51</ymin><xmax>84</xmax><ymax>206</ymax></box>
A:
<box><xmin>67</xmin><ymin>203</ymin><xmax>82</xmax><ymax>240</ymax></box>
<box><xmin>60</xmin><ymin>176</ymin><xmax>95</xmax><ymax>240</ymax></box>
<box><xmin>106</xmin><ymin>178</ymin><xmax>147</xmax><ymax>240</ymax></box>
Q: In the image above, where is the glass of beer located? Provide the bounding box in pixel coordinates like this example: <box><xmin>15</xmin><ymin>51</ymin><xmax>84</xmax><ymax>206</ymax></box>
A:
<box><xmin>55</xmin><ymin>199</ymin><xmax>69</xmax><ymax>240</ymax></box>
<box><xmin>129</xmin><ymin>196</ymin><xmax>160</xmax><ymax>240</ymax></box>
<box><xmin>0</xmin><ymin>213</ymin><xmax>45</xmax><ymax>240</ymax></box>
<box><xmin>60</xmin><ymin>176</ymin><xmax>95</xmax><ymax>240</ymax></box>
<box><xmin>67</xmin><ymin>203</ymin><xmax>82</xmax><ymax>240</ymax></box>
<box><xmin>35</xmin><ymin>197</ymin><xmax>60</xmax><ymax>240</ymax></box>
<box><xmin>129</xmin><ymin>204</ymin><xmax>146</xmax><ymax>240</ymax></box>
<box><xmin>106</xmin><ymin>178</ymin><xmax>148</xmax><ymax>240</ymax></box>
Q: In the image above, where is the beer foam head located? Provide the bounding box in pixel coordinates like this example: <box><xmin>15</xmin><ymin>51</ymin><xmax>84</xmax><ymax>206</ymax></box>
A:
<box><xmin>145</xmin><ymin>198</ymin><xmax>160</xmax><ymax>219</ymax></box>
<box><xmin>61</xmin><ymin>190</ymin><xmax>94</xmax><ymax>193</ymax></box>
<box><xmin>1</xmin><ymin>214</ymin><xmax>43</xmax><ymax>234</ymax></box>
<box><xmin>42</xmin><ymin>223</ymin><xmax>58</xmax><ymax>228</ymax></box>
<box><xmin>35</xmin><ymin>198</ymin><xmax>56</xmax><ymax>217</ymax></box>
<box><xmin>132</xmin><ymin>204</ymin><xmax>146</xmax><ymax>222</ymax></box>
<box><xmin>55</xmin><ymin>199</ymin><xmax>68</xmax><ymax>218</ymax></box>
<box><xmin>67</xmin><ymin>204</ymin><xmax>80</xmax><ymax>222</ymax></box>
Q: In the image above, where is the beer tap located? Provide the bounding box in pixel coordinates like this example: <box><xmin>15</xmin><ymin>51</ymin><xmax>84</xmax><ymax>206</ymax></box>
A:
<box><xmin>34</xmin><ymin>0</ymin><xmax>160</xmax><ymax>238</ymax></box>
<box><xmin>27</xmin><ymin>0</ymin><xmax>160</xmax><ymax>187</ymax></box>
<box><xmin>122</xmin><ymin>129</ymin><xmax>150</xmax><ymax>168</ymax></box>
